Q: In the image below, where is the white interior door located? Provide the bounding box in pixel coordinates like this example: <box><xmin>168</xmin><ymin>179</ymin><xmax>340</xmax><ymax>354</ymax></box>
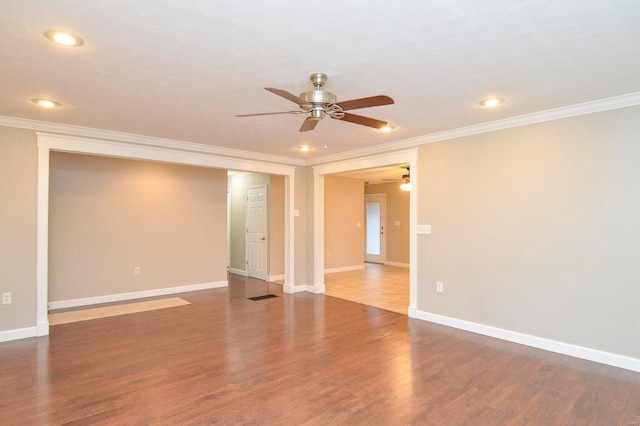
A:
<box><xmin>365</xmin><ymin>194</ymin><xmax>386</xmax><ymax>263</ymax></box>
<box><xmin>247</xmin><ymin>185</ymin><xmax>268</xmax><ymax>280</ymax></box>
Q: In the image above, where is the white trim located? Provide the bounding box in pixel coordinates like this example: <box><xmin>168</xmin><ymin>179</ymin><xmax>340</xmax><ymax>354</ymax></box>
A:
<box><xmin>48</xmin><ymin>281</ymin><xmax>227</xmax><ymax>311</ymax></box>
<box><xmin>38</xmin><ymin>133</ymin><xmax>296</xmax><ymax>176</ymax></box>
<box><xmin>285</xmin><ymin>284</ymin><xmax>324</xmax><ymax>294</ymax></box>
<box><xmin>324</xmin><ymin>264</ymin><xmax>365</xmax><ymax>274</ymax></box>
<box><xmin>228</xmin><ymin>267</ymin><xmax>248</xmax><ymax>276</ymax></box>
<box><xmin>0</xmin><ymin>115</ymin><xmax>304</xmax><ymax>166</ymax></box>
<box><xmin>36</xmin><ymin>144</ymin><xmax>50</xmax><ymax>336</ymax></box>
<box><xmin>37</xmin><ymin>133</ymin><xmax>296</xmax><ymax>337</ymax></box>
<box><xmin>281</xmin><ymin>284</ymin><xmax>325</xmax><ymax>294</ymax></box>
<box><xmin>409</xmin><ymin>308</ymin><xmax>640</xmax><ymax>373</ymax></box>
<box><xmin>307</xmin><ymin>91</ymin><xmax>640</xmax><ymax>165</ymax></box>
<box><xmin>4</xmin><ymin>92</ymin><xmax>640</xmax><ymax>168</ymax></box>
<box><xmin>268</xmin><ymin>274</ymin><xmax>285</xmax><ymax>282</ymax></box>
<box><xmin>384</xmin><ymin>261</ymin><xmax>410</xmax><ymax>268</ymax></box>
<box><xmin>313</xmin><ymin>149</ymin><xmax>418</xmax><ymax>312</ymax></box>
<box><xmin>0</xmin><ymin>327</ymin><xmax>38</xmax><ymax>343</ymax></box>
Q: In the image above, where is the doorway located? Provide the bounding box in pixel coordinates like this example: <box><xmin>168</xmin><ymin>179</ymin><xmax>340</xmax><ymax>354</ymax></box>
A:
<box><xmin>227</xmin><ymin>171</ymin><xmax>285</xmax><ymax>283</ymax></box>
<box><xmin>313</xmin><ymin>149</ymin><xmax>418</xmax><ymax>313</ymax></box>
<box><xmin>365</xmin><ymin>194</ymin><xmax>386</xmax><ymax>264</ymax></box>
<box><xmin>246</xmin><ymin>185</ymin><xmax>268</xmax><ymax>280</ymax></box>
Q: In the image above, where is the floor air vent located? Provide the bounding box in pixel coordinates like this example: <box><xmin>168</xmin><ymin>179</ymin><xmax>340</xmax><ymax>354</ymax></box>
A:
<box><xmin>248</xmin><ymin>294</ymin><xmax>279</xmax><ymax>301</ymax></box>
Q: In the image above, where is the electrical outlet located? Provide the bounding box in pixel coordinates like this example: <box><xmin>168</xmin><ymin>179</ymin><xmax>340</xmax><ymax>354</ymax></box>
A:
<box><xmin>417</xmin><ymin>224</ymin><xmax>432</xmax><ymax>235</ymax></box>
<box><xmin>2</xmin><ymin>293</ymin><xmax>12</xmax><ymax>304</ymax></box>
<box><xmin>436</xmin><ymin>282</ymin><xmax>444</xmax><ymax>293</ymax></box>
<box><xmin>134</xmin><ymin>266</ymin><xmax>141</xmax><ymax>275</ymax></box>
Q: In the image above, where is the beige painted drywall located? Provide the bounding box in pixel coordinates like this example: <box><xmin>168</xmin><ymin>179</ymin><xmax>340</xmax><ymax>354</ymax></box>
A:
<box><xmin>269</xmin><ymin>175</ymin><xmax>285</xmax><ymax>277</ymax></box>
<box><xmin>297</xmin><ymin>165</ymin><xmax>313</xmax><ymax>286</ymax></box>
<box><xmin>417</xmin><ymin>105</ymin><xmax>640</xmax><ymax>358</ymax></box>
<box><xmin>48</xmin><ymin>152</ymin><xmax>227</xmax><ymax>302</ymax></box>
<box><xmin>324</xmin><ymin>176</ymin><xmax>365</xmax><ymax>270</ymax></box>
<box><xmin>227</xmin><ymin>171</ymin><xmax>285</xmax><ymax>277</ymax></box>
<box><xmin>0</xmin><ymin>127</ymin><xmax>38</xmax><ymax>331</ymax></box>
<box><xmin>365</xmin><ymin>182</ymin><xmax>410</xmax><ymax>264</ymax></box>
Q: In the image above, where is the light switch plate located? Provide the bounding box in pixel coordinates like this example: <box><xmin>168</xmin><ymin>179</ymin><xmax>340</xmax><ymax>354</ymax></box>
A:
<box><xmin>417</xmin><ymin>224</ymin><xmax>432</xmax><ymax>235</ymax></box>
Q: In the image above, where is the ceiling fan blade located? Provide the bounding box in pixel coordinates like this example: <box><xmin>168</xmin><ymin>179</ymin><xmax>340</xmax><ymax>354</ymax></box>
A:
<box><xmin>236</xmin><ymin>111</ymin><xmax>303</xmax><ymax>117</ymax></box>
<box><xmin>265</xmin><ymin>88</ymin><xmax>309</xmax><ymax>105</ymax></box>
<box><xmin>336</xmin><ymin>95</ymin><xmax>394</xmax><ymax>111</ymax></box>
<box><xmin>299</xmin><ymin>117</ymin><xmax>319</xmax><ymax>132</ymax></box>
<box><xmin>336</xmin><ymin>112</ymin><xmax>388</xmax><ymax>129</ymax></box>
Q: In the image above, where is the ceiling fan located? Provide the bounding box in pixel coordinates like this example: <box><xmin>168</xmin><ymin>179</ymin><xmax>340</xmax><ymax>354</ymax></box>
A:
<box><xmin>382</xmin><ymin>166</ymin><xmax>410</xmax><ymax>182</ymax></box>
<box><xmin>382</xmin><ymin>166</ymin><xmax>411</xmax><ymax>191</ymax></box>
<box><xmin>235</xmin><ymin>73</ymin><xmax>394</xmax><ymax>132</ymax></box>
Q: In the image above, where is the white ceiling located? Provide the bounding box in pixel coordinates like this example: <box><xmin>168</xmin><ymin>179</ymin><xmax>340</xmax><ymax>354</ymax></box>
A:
<box><xmin>2</xmin><ymin>1</ymin><xmax>639</xmax><ymax>161</ymax></box>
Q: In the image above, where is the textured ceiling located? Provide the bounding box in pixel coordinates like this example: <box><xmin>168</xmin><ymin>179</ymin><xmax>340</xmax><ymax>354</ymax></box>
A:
<box><xmin>1</xmin><ymin>1</ymin><xmax>639</xmax><ymax>160</ymax></box>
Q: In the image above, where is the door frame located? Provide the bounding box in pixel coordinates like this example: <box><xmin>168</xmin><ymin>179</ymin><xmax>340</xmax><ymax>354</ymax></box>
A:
<box><xmin>364</xmin><ymin>193</ymin><xmax>386</xmax><ymax>264</ymax></box>
<box><xmin>36</xmin><ymin>133</ymin><xmax>297</xmax><ymax>337</ymax></box>
<box><xmin>313</xmin><ymin>149</ymin><xmax>418</xmax><ymax>313</ymax></box>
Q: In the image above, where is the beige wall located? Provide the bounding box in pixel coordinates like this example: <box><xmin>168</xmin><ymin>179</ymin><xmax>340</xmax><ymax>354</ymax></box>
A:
<box><xmin>296</xmin><ymin>166</ymin><xmax>313</xmax><ymax>285</ymax></box>
<box><xmin>269</xmin><ymin>175</ymin><xmax>285</xmax><ymax>277</ymax></box>
<box><xmin>227</xmin><ymin>171</ymin><xmax>285</xmax><ymax>277</ymax></box>
<box><xmin>324</xmin><ymin>176</ymin><xmax>365</xmax><ymax>270</ymax></box>
<box><xmin>0</xmin><ymin>127</ymin><xmax>38</xmax><ymax>331</ymax></box>
<box><xmin>365</xmin><ymin>182</ymin><xmax>410</xmax><ymax>264</ymax></box>
<box><xmin>49</xmin><ymin>152</ymin><xmax>228</xmax><ymax>302</ymax></box>
<box><xmin>2</xmin><ymin>103</ymin><xmax>640</xmax><ymax>363</ymax></box>
<box><xmin>417</xmin><ymin>105</ymin><xmax>640</xmax><ymax>358</ymax></box>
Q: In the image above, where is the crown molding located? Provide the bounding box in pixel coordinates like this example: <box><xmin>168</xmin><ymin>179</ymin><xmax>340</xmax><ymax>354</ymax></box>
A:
<box><xmin>2</xmin><ymin>91</ymin><xmax>639</xmax><ymax>168</ymax></box>
<box><xmin>0</xmin><ymin>115</ymin><xmax>306</xmax><ymax>166</ymax></box>
<box><xmin>306</xmin><ymin>91</ymin><xmax>640</xmax><ymax>165</ymax></box>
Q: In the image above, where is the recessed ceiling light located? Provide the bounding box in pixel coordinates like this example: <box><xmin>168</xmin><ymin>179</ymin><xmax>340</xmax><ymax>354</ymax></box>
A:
<box><xmin>31</xmin><ymin>98</ymin><xmax>61</xmax><ymax>108</ymax></box>
<box><xmin>298</xmin><ymin>145</ymin><xmax>312</xmax><ymax>152</ymax></box>
<box><xmin>380</xmin><ymin>125</ymin><xmax>392</xmax><ymax>133</ymax></box>
<box><xmin>480</xmin><ymin>97</ymin><xmax>504</xmax><ymax>107</ymax></box>
<box><xmin>44</xmin><ymin>30</ymin><xmax>84</xmax><ymax>46</ymax></box>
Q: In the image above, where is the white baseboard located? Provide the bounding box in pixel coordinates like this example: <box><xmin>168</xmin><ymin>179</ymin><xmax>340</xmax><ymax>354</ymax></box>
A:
<box><xmin>37</xmin><ymin>320</ymin><xmax>49</xmax><ymax>336</ymax></box>
<box><xmin>384</xmin><ymin>261</ymin><xmax>410</xmax><ymax>268</ymax></box>
<box><xmin>48</xmin><ymin>281</ymin><xmax>228</xmax><ymax>311</ymax></box>
<box><xmin>324</xmin><ymin>264</ymin><xmax>365</xmax><ymax>274</ymax></box>
<box><xmin>228</xmin><ymin>267</ymin><xmax>247</xmax><ymax>276</ymax></box>
<box><xmin>268</xmin><ymin>274</ymin><xmax>285</xmax><ymax>282</ymax></box>
<box><xmin>409</xmin><ymin>308</ymin><xmax>640</xmax><ymax>373</ymax></box>
<box><xmin>283</xmin><ymin>284</ymin><xmax>324</xmax><ymax>294</ymax></box>
<box><xmin>0</xmin><ymin>327</ymin><xmax>37</xmax><ymax>343</ymax></box>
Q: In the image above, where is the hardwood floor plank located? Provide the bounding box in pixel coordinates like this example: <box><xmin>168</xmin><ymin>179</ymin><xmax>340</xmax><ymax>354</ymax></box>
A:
<box><xmin>0</xmin><ymin>273</ymin><xmax>638</xmax><ymax>424</ymax></box>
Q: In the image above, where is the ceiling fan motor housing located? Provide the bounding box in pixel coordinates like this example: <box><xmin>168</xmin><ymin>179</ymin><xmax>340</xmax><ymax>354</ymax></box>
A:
<box><xmin>299</xmin><ymin>90</ymin><xmax>337</xmax><ymax>105</ymax></box>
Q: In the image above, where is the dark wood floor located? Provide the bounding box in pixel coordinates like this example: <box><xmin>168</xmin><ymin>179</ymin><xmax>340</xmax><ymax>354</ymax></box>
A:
<box><xmin>1</xmin><ymin>274</ymin><xmax>638</xmax><ymax>425</ymax></box>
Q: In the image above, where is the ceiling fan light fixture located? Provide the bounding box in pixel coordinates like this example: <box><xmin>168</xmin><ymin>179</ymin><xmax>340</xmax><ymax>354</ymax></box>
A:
<box><xmin>380</xmin><ymin>125</ymin><xmax>392</xmax><ymax>133</ymax></box>
<box><xmin>399</xmin><ymin>166</ymin><xmax>411</xmax><ymax>191</ymax></box>
<box><xmin>44</xmin><ymin>30</ymin><xmax>84</xmax><ymax>46</ymax></box>
<box><xmin>480</xmin><ymin>97</ymin><xmax>504</xmax><ymax>107</ymax></box>
<box><xmin>31</xmin><ymin>98</ymin><xmax>61</xmax><ymax>108</ymax></box>
<box><xmin>298</xmin><ymin>145</ymin><xmax>312</xmax><ymax>152</ymax></box>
